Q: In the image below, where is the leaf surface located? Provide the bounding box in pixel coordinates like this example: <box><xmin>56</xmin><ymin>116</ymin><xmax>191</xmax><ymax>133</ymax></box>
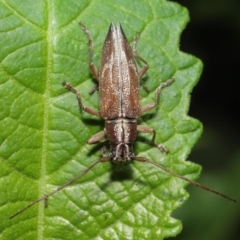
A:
<box><xmin>0</xmin><ymin>0</ymin><xmax>202</xmax><ymax>239</ymax></box>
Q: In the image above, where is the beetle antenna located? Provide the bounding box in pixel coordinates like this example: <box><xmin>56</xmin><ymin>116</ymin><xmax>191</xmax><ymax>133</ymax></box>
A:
<box><xmin>9</xmin><ymin>157</ymin><xmax>110</xmax><ymax>219</ymax></box>
<box><xmin>135</xmin><ymin>156</ymin><xmax>237</xmax><ymax>203</ymax></box>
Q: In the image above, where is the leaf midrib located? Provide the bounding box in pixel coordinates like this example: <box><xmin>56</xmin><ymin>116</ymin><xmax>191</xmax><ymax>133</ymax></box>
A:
<box><xmin>37</xmin><ymin>3</ymin><xmax>53</xmax><ymax>239</ymax></box>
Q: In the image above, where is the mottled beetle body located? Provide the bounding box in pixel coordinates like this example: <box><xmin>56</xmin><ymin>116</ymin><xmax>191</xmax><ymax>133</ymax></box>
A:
<box><xmin>65</xmin><ymin>22</ymin><xmax>174</xmax><ymax>164</ymax></box>
<box><xmin>100</xmin><ymin>24</ymin><xmax>141</xmax><ymax>119</ymax></box>
<box><xmin>100</xmin><ymin>24</ymin><xmax>140</xmax><ymax>162</ymax></box>
<box><xmin>10</xmin><ymin>22</ymin><xmax>235</xmax><ymax>220</ymax></box>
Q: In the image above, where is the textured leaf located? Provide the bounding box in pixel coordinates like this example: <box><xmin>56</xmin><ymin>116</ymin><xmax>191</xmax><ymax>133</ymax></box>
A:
<box><xmin>0</xmin><ymin>0</ymin><xmax>202</xmax><ymax>239</ymax></box>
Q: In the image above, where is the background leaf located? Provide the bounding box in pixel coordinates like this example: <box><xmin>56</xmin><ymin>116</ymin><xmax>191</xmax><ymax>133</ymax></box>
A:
<box><xmin>0</xmin><ymin>0</ymin><xmax>202</xmax><ymax>239</ymax></box>
<box><xmin>169</xmin><ymin>0</ymin><xmax>240</xmax><ymax>239</ymax></box>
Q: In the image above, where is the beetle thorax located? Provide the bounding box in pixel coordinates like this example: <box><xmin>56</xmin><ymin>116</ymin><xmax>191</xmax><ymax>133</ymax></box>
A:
<box><xmin>105</xmin><ymin>118</ymin><xmax>137</xmax><ymax>162</ymax></box>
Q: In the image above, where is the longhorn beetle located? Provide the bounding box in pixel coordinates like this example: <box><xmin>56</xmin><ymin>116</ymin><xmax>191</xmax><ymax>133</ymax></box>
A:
<box><xmin>10</xmin><ymin>22</ymin><xmax>236</xmax><ymax>219</ymax></box>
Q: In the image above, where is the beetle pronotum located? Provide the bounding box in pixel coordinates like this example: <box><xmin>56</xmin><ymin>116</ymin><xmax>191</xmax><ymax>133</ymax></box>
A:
<box><xmin>10</xmin><ymin>22</ymin><xmax>236</xmax><ymax>219</ymax></box>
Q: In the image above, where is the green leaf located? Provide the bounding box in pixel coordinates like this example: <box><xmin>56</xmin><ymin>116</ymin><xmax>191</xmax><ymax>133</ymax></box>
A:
<box><xmin>0</xmin><ymin>0</ymin><xmax>202</xmax><ymax>239</ymax></box>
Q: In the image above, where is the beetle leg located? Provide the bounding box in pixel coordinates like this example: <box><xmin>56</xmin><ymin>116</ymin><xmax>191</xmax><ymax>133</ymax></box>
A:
<box><xmin>100</xmin><ymin>145</ymin><xmax>108</xmax><ymax>157</ymax></box>
<box><xmin>137</xmin><ymin>125</ymin><xmax>168</xmax><ymax>153</ymax></box>
<box><xmin>132</xmin><ymin>32</ymin><xmax>149</xmax><ymax>89</ymax></box>
<box><xmin>80</xmin><ymin>22</ymin><xmax>99</xmax><ymax>95</ymax></box>
<box><xmin>87</xmin><ymin>130</ymin><xmax>106</xmax><ymax>145</ymax></box>
<box><xmin>89</xmin><ymin>84</ymin><xmax>99</xmax><ymax>95</ymax></box>
<box><xmin>63</xmin><ymin>82</ymin><xmax>100</xmax><ymax>117</ymax></box>
<box><xmin>141</xmin><ymin>78</ymin><xmax>174</xmax><ymax>114</ymax></box>
<box><xmin>79</xmin><ymin>22</ymin><xmax>99</xmax><ymax>81</ymax></box>
<box><xmin>87</xmin><ymin>130</ymin><xmax>107</xmax><ymax>156</ymax></box>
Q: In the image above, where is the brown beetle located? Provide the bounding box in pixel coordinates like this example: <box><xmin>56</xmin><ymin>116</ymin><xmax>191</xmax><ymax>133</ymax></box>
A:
<box><xmin>64</xmin><ymin>22</ymin><xmax>174</xmax><ymax>163</ymax></box>
<box><xmin>10</xmin><ymin>23</ymin><xmax>236</xmax><ymax>219</ymax></box>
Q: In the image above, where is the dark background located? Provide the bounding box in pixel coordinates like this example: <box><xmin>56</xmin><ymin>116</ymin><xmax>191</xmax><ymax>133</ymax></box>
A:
<box><xmin>171</xmin><ymin>0</ymin><xmax>240</xmax><ymax>239</ymax></box>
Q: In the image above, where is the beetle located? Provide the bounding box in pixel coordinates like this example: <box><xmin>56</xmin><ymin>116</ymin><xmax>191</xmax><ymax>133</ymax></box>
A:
<box><xmin>10</xmin><ymin>22</ymin><xmax>236</xmax><ymax>219</ymax></box>
<box><xmin>64</xmin><ymin>22</ymin><xmax>174</xmax><ymax>163</ymax></box>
